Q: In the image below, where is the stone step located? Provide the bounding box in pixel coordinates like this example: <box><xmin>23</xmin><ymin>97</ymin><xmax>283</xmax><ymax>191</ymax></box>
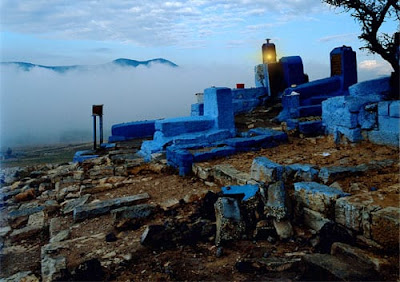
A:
<box><xmin>299</xmin><ymin>105</ymin><xmax>322</xmax><ymax>117</ymax></box>
<box><xmin>302</xmin><ymin>253</ymin><xmax>380</xmax><ymax>281</ymax></box>
<box><xmin>307</xmin><ymin>93</ymin><xmax>342</xmax><ymax>105</ymax></box>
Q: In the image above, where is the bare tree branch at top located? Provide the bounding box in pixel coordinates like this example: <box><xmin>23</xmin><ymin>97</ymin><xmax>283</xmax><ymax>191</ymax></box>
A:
<box><xmin>323</xmin><ymin>0</ymin><xmax>399</xmax><ymax>73</ymax></box>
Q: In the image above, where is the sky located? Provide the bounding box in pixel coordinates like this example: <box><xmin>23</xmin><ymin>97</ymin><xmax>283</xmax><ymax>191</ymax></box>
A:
<box><xmin>1</xmin><ymin>0</ymin><xmax>398</xmax><ymax>75</ymax></box>
<box><xmin>0</xmin><ymin>0</ymin><xmax>398</xmax><ymax>147</ymax></box>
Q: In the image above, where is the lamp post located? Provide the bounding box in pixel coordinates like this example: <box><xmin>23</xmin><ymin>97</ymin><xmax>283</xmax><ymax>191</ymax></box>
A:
<box><xmin>92</xmin><ymin>104</ymin><xmax>103</xmax><ymax>150</ymax></box>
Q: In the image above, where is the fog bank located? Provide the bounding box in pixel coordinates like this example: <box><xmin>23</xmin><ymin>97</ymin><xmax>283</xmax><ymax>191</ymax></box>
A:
<box><xmin>0</xmin><ymin>63</ymin><xmax>254</xmax><ymax>147</ymax></box>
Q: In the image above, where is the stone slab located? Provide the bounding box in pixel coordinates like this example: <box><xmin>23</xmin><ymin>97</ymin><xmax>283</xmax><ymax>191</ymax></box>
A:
<box><xmin>214</xmin><ymin>197</ymin><xmax>245</xmax><ymax>246</ymax></box>
<box><xmin>213</xmin><ymin>164</ymin><xmax>251</xmax><ymax>186</ymax></box>
<box><xmin>265</xmin><ymin>181</ymin><xmax>287</xmax><ymax>220</ymax></box>
<box><xmin>303</xmin><ymin>208</ymin><xmax>330</xmax><ymax>231</ymax></box>
<box><xmin>251</xmin><ymin>157</ymin><xmax>284</xmax><ymax>183</ymax></box>
<box><xmin>284</xmin><ymin>164</ymin><xmax>319</xmax><ymax>182</ymax></box>
<box><xmin>73</xmin><ymin>193</ymin><xmax>150</xmax><ymax>222</ymax></box>
<box><xmin>294</xmin><ymin>182</ymin><xmax>349</xmax><ymax>218</ymax></box>
<box><xmin>331</xmin><ymin>242</ymin><xmax>393</xmax><ymax>274</ymax></box>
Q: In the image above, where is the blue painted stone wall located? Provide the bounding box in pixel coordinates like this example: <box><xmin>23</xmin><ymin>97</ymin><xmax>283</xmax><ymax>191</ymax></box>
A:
<box><xmin>232</xmin><ymin>87</ymin><xmax>268</xmax><ymax>114</ymax></box>
<box><xmin>109</xmin><ymin>120</ymin><xmax>156</xmax><ymax>142</ymax></box>
<box><xmin>204</xmin><ymin>87</ymin><xmax>235</xmax><ymax>132</ymax></box>
<box><xmin>139</xmin><ymin>87</ymin><xmax>237</xmax><ymax>161</ymax></box>
<box><xmin>167</xmin><ymin>128</ymin><xmax>287</xmax><ymax>176</ymax></box>
<box><xmin>368</xmin><ymin>100</ymin><xmax>400</xmax><ymax>146</ymax></box>
<box><xmin>277</xmin><ymin>46</ymin><xmax>358</xmax><ymax>123</ymax></box>
<box><xmin>155</xmin><ymin>116</ymin><xmax>214</xmax><ymax>137</ymax></box>
<box><xmin>191</xmin><ymin>87</ymin><xmax>269</xmax><ymax>116</ymax></box>
<box><xmin>191</xmin><ymin>103</ymin><xmax>204</xmax><ymax>116</ymax></box>
<box><xmin>322</xmin><ymin>76</ymin><xmax>399</xmax><ymax>146</ymax></box>
<box><xmin>280</xmin><ymin>56</ymin><xmax>306</xmax><ymax>87</ymax></box>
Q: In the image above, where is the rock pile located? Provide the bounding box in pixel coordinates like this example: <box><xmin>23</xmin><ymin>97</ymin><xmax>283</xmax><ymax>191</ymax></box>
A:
<box><xmin>0</xmin><ymin>140</ymin><xmax>398</xmax><ymax>281</ymax></box>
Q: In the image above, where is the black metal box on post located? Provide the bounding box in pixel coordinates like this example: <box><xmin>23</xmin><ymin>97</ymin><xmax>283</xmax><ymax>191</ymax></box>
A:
<box><xmin>92</xmin><ymin>104</ymin><xmax>104</xmax><ymax>150</ymax></box>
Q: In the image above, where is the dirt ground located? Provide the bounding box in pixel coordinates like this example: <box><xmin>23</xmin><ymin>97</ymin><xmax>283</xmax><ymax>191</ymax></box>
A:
<box><xmin>204</xmin><ymin>135</ymin><xmax>399</xmax><ymax>194</ymax></box>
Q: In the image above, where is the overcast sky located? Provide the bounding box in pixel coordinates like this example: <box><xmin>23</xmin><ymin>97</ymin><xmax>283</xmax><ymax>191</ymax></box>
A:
<box><xmin>1</xmin><ymin>0</ymin><xmax>397</xmax><ymax>76</ymax></box>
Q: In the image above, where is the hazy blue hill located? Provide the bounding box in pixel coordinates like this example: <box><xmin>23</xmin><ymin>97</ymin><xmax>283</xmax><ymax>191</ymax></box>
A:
<box><xmin>112</xmin><ymin>58</ymin><xmax>178</xmax><ymax>68</ymax></box>
<box><xmin>1</xmin><ymin>58</ymin><xmax>178</xmax><ymax>73</ymax></box>
<box><xmin>1</xmin><ymin>62</ymin><xmax>79</xmax><ymax>73</ymax></box>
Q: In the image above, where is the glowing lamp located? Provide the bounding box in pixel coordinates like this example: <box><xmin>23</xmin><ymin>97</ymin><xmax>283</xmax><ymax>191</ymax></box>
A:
<box><xmin>262</xmin><ymin>39</ymin><xmax>277</xmax><ymax>64</ymax></box>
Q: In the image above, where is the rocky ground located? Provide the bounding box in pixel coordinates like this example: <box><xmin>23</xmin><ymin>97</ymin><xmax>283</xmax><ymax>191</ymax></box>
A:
<box><xmin>0</xmin><ymin>109</ymin><xmax>399</xmax><ymax>281</ymax></box>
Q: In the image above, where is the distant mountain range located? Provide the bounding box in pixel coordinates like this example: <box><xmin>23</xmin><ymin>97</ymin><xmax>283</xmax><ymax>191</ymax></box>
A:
<box><xmin>1</xmin><ymin>58</ymin><xmax>178</xmax><ymax>73</ymax></box>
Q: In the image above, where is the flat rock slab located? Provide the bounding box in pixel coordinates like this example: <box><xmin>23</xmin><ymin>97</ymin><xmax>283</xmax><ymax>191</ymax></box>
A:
<box><xmin>213</xmin><ymin>164</ymin><xmax>251</xmax><ymax>186</ymax></box>
<box><xmin>236</xmin><ymin>256</ymin><xmax>301</xmax><ymax>273</ymax></box>
<box><xmin>62</xmin><ymin>194</ymin><xmax>91</xmax><ymax>214</ymax></box>
<box><xmin>1</xmin><ymin>271</ymin><xmax>39</xmax><ymax>282</ymax></box>
<box><xmin>8</xmin><ymin>206</ymin><xmax>45</xmax><ymax>223</ymax></box>
<box><xmin>9</xmin><ymin>225</ymin><xmax>45</xmax><ymax>242</ymax></box>
<box><xmin>331</xmin><ymin>242</ymin><xmax>394</xmax><ymax>276</ymax></box>
<box><xmin>112</xmin><ymin>204</ymin><xmax>157</xmax><ymax>229</ymax></box>
<box><xmin>73</xmin><ymin>193</ymin><xmax>150</xmax><ymax>222</ymax></box>
<box><xmin>318</xmin><ymin>160</ymin><xmax>395</xmax><ymax>184</ymax></box>
<box><xmin>302</xmin><ymin>253</ymin><xmax>379</xmax><ymax>281</ymax></box>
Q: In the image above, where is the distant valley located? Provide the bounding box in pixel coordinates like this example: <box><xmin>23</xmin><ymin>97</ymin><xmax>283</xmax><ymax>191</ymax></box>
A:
<box><xmin>1</xmin><ymin>58</ymin><xmax>178</xmax><ymax>73</ymax></box>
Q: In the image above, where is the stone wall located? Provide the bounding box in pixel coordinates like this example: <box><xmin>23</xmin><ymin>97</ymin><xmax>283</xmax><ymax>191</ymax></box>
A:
<box><xmin>191</xmin><ymin>87</ymin><xmax>268</xmax><ymax>116</ymax></box>
<box><xmin>108</xmin><ymin>120</ymin><xmax>156</xmax><ymax>142</ymax></box>
<box><xmin>322</xmin><ymin>76</ymin><xmax>399</xmax><ymax>146</ymax></box>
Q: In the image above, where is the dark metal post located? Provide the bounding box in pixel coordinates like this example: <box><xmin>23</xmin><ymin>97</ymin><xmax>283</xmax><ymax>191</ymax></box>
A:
<box><xmin>93</xmin><ymin>115</ymin><xmax>97</xmax><ymax>150</ymax></box>
<box><xmin>99</xmin><ymin>115</ymin><xmax>103</xmax><ymax>145</ymax></box>
<box><xmin>92</xmin><ymin>104</ymin><xmax>103</xmax><ymax>150</ymax></box>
